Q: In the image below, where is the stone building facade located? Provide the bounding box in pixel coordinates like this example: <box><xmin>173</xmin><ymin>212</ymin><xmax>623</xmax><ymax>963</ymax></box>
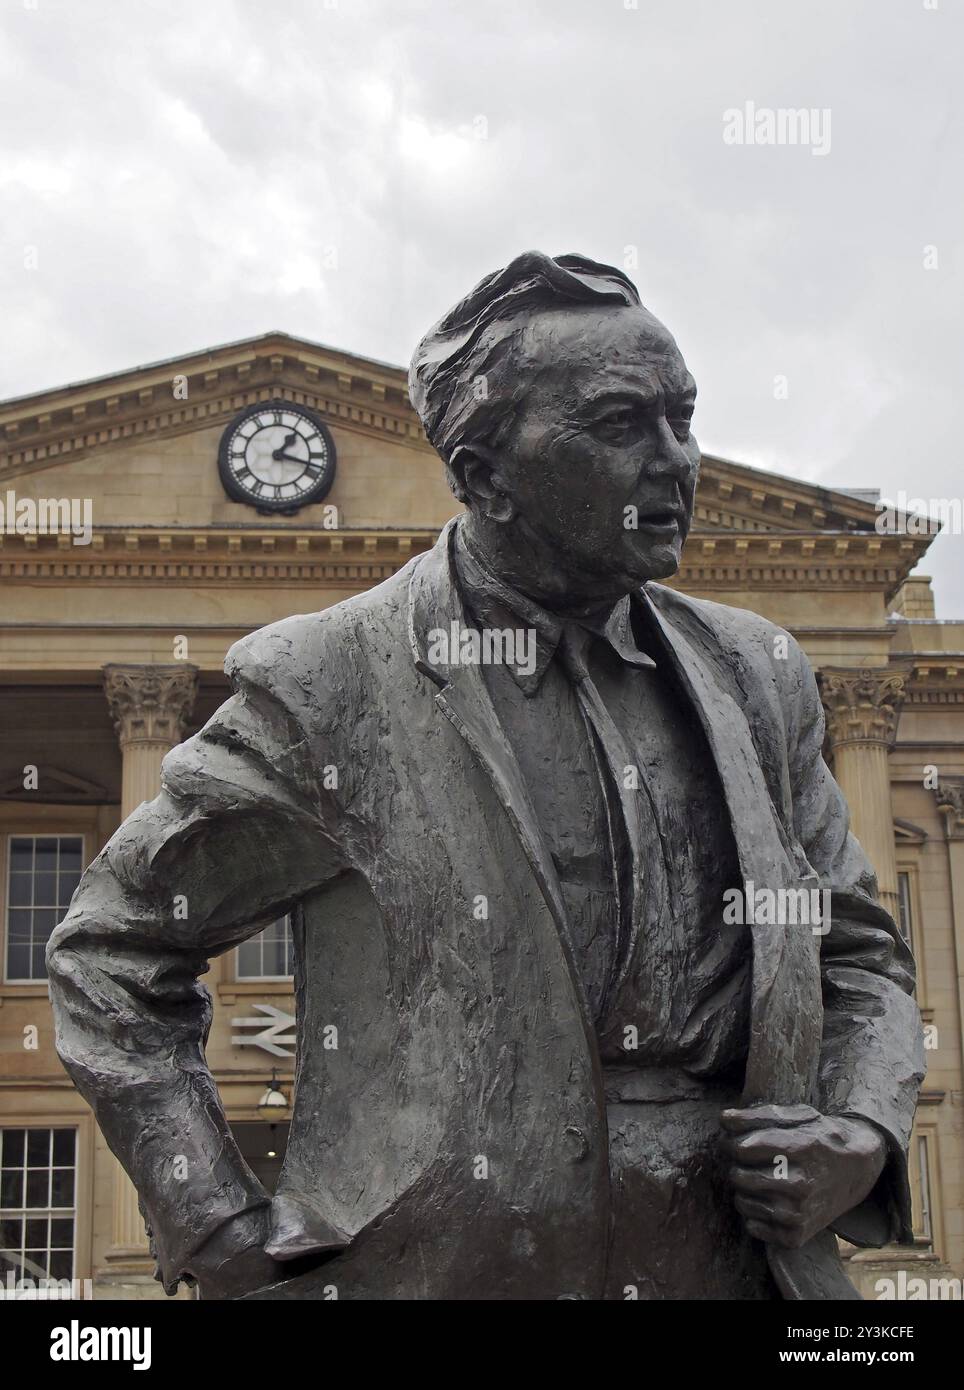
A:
<box><xmin>0</xmin><ymin>332</ymin><xmax>960</xmax><ymax>1299</ymax></box>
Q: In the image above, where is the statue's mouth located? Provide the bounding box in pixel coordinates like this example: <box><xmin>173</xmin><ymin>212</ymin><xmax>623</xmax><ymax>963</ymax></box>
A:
<box><xmin>635</xmin><ymin>508</ymin><xmax>683</xmax><ymax>534</ymax></box>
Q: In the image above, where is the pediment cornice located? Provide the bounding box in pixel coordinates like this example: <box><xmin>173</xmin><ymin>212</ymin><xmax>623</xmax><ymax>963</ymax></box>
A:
<box><xmin>0</xmin><ymin>523</ymin><xmax>931</xmax><ymax>600</ymax></box>
<box><xmin>693</xmin><ymin>455</ymin><xmax>888</xmax><ymax>535</ymax></box>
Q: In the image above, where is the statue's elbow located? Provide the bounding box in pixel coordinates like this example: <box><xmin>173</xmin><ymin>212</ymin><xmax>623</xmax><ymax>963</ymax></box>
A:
<box><xmin>44</xmin><ymin>917</ymin><xmax>73</xmax><ymax>983</ymax></box>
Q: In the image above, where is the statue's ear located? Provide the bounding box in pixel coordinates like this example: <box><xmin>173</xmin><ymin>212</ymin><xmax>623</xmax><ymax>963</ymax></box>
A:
<box><xmin>448</xmin><ymin>443</ymin><xmax>515</xmax><ymax>524</ymax></box>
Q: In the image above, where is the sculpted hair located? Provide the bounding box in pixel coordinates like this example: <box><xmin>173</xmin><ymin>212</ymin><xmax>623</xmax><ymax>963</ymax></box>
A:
<box><xmin>408</xmin><ymin>250</ymin><xmax>641</xmax><ymax>500</ymax></box>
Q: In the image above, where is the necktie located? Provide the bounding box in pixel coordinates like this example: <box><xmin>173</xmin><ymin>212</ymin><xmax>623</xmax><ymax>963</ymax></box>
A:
<box><xmin>557</xmin><ymin>622</ymin><xmax>668</xmax><ymax>1022</ymax></box>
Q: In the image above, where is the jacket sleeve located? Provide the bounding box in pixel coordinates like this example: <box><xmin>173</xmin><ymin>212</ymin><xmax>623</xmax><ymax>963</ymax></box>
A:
<box><xmin>784</xmin><ymin>638</ymin><xmax>926</xmax><ymax>1246</ymax></box>
<box><xmin>46</xmin><ymin>630</ymin><xmax>349</xmax><ymax>1291</ymax></box>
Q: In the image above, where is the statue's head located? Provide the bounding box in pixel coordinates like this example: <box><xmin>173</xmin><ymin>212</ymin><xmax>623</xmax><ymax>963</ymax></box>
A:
<box><xmin>409</xmin><ymin>250</ymin><xmax>699</xmax><ymax>601</ymax></box>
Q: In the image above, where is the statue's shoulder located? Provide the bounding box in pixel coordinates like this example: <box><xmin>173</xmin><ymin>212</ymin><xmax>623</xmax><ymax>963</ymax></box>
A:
<box><xmin>225</xmin><ymin>560</ymin><xmax>415</xmax><ymax>695</ymax></box>
<box><xmin>644</xmin><ymin>583</ymin><xmax>812</xmax><ymax>703</ymax></box>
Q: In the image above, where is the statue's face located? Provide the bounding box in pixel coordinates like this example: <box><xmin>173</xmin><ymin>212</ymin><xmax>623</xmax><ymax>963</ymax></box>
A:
<box><xmin>494</xmin><ymin>303</ymin><xmax>699</xmax><ymax>588</ymax></box>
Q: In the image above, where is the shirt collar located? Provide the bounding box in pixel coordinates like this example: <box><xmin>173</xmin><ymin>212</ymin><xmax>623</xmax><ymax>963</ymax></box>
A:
<box><xmin>453</xmin><ymin>518</ymin><xmax>657</xmax><ymax>695</ymax></box>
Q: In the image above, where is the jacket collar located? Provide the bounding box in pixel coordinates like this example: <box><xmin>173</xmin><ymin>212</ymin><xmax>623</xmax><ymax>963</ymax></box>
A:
<box><xmin>450</xmin><ymin>518</ymin><xmax>656</xmax><ymax>695</ymax></box>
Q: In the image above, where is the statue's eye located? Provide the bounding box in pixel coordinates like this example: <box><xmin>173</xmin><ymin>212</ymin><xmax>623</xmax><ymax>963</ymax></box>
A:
<box><xmin>593</xmin><ymin>408</ymin><xmax>638</xmax><ymax>440</ymax></box>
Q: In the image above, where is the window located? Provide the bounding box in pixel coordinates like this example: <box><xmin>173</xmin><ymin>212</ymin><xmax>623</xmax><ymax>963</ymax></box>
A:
<box><xmin>914</xmin><ymin>1134</ymin><xmax>933</xmax><ymax>1245</ymax></box>
<box><xmin>4</xmin><ymin>835</ymin><xmax>83</xmax><ymax>982</ymax></box>
<box><xmin>896</xmin><ymin>871</ymin><xmax>914</xmax><ymax>951</ymax></box>
<box><xmin>237</xmin><ymin>915</ymin><xmax>293</xmax><ymax>980</ymax></box>
<box><xmin>0</xmin><ymin>1128</ymin><xmax>76</xmax><ymax>1283</ymax></box>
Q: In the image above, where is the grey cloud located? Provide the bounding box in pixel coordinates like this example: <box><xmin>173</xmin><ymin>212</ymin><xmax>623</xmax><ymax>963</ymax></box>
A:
<box><xmin>1</xmin><ymin>0</ymin><xmax>960</xmax><ymax>609</ymax></box>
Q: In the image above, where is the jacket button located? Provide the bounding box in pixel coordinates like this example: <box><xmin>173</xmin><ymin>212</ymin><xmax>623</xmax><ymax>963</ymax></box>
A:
<box><xmin>562</xmin><ymin>1125</ymin><xmax>589</xmax><ymax>1161</ymax></box>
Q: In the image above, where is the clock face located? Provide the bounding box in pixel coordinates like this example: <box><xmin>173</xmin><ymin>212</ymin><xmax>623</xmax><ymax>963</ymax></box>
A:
<box><xmin>218</xmin><ymin>402</ymin><xmax>336</xmax><ymax>512</ymax></box>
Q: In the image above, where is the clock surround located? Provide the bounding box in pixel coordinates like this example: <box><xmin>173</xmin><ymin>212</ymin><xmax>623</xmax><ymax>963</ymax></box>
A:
<box><xmin>217</xmin><ymin>399</ymin><xmax>336</xmax><ymax>514</ymax></box>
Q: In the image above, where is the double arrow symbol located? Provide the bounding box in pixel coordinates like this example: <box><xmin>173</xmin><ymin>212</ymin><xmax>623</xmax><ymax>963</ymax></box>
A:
<box><xmin>230</xmin><ymin>1003</ymin><xmax>297</xmax><ymax>1058</ymax></box>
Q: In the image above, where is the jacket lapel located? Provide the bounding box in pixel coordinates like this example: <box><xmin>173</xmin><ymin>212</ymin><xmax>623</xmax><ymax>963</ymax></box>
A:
<box><xmin>639</xmin><ymin>588</ymin><xmax>862</xmax><ymax>1301</ymax></box>
<box><xmin>407</xmin><ymin>521</ymin><xmax>595</xmax><ymax>1033</ymax></box>
<box><xmin>640</xmin><ymin>584</ymin><xmax>823</xmax><ymax>1109</ymax></box>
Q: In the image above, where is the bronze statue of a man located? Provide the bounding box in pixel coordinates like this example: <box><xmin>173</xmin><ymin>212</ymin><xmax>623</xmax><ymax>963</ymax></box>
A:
<box><xmin>47</xmin><ymin>252</ymin><xmax>924</xmax><ymax>1300</ymax></box>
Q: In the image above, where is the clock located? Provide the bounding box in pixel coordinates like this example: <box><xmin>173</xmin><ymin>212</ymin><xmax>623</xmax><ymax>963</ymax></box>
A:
<box><xmin>218</xmin><ymin>401</ymin><xmax>336</xmax><ymax>513</ymax></box>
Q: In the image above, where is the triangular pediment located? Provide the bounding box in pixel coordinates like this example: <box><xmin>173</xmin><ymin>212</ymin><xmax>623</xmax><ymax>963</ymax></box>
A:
<box><xmin>0</xmin><ymin>332</ymin><xmax>420</xmax><ymax>486</ymax></box>
<box><xmin>0</xmin><ymin>765</ymin><xmax>108</xmax><ymax>803</ymax></box>
<box><xmin>0</xmin><ymin>332</ymin><xmax>459</xmax><ymax>535</ymax></box>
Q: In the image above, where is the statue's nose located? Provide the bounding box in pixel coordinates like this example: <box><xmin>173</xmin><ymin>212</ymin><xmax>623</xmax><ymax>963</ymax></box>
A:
<box><xmin>647</xmin><ymin>421</ymin><xmax>694</xmax><ymax>481</ymax></box>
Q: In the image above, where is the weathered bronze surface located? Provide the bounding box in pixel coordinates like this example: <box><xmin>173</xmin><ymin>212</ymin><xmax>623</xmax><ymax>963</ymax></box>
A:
<box><xmin>47</xmin><ymin>253</ymin><xmax>925</xmax><ymax>1299</ymax></box>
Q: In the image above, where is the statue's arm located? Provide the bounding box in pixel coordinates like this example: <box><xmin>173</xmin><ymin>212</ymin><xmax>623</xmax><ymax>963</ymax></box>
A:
<box><xmin>784</xmin><ymin>638</ymin><xmax>926</xmax><ymax>1245</ymax></box>
<box><xmin>45</xmin><ymin>642</ymin><xmax>348</xmax><ymax>1293</ymax></box>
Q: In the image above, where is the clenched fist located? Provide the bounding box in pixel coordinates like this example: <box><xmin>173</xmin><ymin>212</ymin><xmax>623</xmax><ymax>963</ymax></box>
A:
<box><xmin>721</xmin><ymin>1103</ymin><xmax>887</xmax><ymax>1249</ymax></box>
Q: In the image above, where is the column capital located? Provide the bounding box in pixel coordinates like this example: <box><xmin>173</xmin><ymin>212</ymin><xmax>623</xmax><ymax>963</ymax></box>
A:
<box><xmin>819</xmin><ymin>665</ymin><xmax>911</xmax><ymax>751</ymax></box>
<box><xmin>103</xmin><ymin>663</ymin><xmax>199</xmax><ymax>749</ymax></box>
<box><xmin>935</xmin><ymin>779</ymin><xmax>964</xmax><ymax>840</ymax></box>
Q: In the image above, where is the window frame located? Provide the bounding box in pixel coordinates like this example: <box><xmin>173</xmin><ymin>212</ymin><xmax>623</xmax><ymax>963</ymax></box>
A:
<box><xmin>895</xmin><ymin>858</ymin><xmax>928</xmax><ymax>1010</ymax></box>
<box><xmin>914</xmin><ymin>1132</ymin><xmax>932</xmax><ymax>1245</ymax></box>
<box><xmin>234</xmin><ymin>914</ymin><xmax>294</xmax><ymax>983</ymax></box>
<box><xmin>2</xmin><ymin>831</ymin><xmax>86</xmax><ymax>985</ymax></box>
<box><xmin>0</xmin><ymin>1114</ymin><xmax>94</xmax><ymax>1289</ymax></box>
<box><xmin>0</xmin><ymin>806</ymin><xmax>112</xmax><ymax>1002</ymax></box>
<box><xmin>896</xmin><ymin>869</ymin><xmax>914</xmax><ymax>952</ymax></box>
<box><xmin>908</xmin><ymin>1121</ymin><xmax>944</xmax><ymax>1258</ymax></box>
<box><xmin>0</xmin><ymin>1124</ymin><xmax>79</xmax><ymax>1285</ymax></box>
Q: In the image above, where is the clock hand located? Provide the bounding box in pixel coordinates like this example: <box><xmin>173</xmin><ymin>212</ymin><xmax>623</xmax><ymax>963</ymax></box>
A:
<box><xmin>274</xmin><ymin>450</ymin><xmax>311</xmax><ymax>465</ymax></box>
<box><xmin>271</xmin><ymin>433</ymin><xmax>299</xmax><ymax>460</ymax></box>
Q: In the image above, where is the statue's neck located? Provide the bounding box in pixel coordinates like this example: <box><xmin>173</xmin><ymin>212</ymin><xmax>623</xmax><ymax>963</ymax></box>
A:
<box><xmin>459</xmin><ymin>514</ymin><xmax>630</xmax><ymax>618</ymax></box>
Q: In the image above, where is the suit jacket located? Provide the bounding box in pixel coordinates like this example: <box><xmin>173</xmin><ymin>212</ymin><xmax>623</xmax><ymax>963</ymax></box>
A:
<box><xmin>46</xmin><ymin>518</ymin><xmax>925</xmax><ymax>1300</ymax></box>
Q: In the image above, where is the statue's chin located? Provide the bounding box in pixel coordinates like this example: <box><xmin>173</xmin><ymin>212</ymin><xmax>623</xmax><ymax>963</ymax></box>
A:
<box><xmin>557</xmin><ymin>541</ymin><xmax>683</xmax><ymax>596</ymax></box>
<box><xmin>623</xmin><ymin>540</ymin><xmax>684</xmax><ymax>586</ymax></box>
<box><xmin>645</xmin><ymin>551</ymin><xmax>683</xmax><ymax>582</ymax></box>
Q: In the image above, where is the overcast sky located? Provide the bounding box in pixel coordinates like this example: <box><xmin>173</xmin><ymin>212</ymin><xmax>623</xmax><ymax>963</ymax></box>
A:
<box><xmin>2</xmin><ymin>0</ymin><xmax>961</xmax><ymax>611</ymax></box>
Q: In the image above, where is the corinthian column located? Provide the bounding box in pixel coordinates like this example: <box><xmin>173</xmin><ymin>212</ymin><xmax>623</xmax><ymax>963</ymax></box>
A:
<box><xmin>101</xmin><ymin>662</ymin><xmax>198</xmax><ymax>1272</ymax></box>
<box><xmin>820</xmin><ymin>666</ymin><xmax>910</xmax><ymax>920</ymax></box>
<box><xmin>934</xmin><ymin>781</ymin><xmax>964</xmax><ymax>1077</ymax></box>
